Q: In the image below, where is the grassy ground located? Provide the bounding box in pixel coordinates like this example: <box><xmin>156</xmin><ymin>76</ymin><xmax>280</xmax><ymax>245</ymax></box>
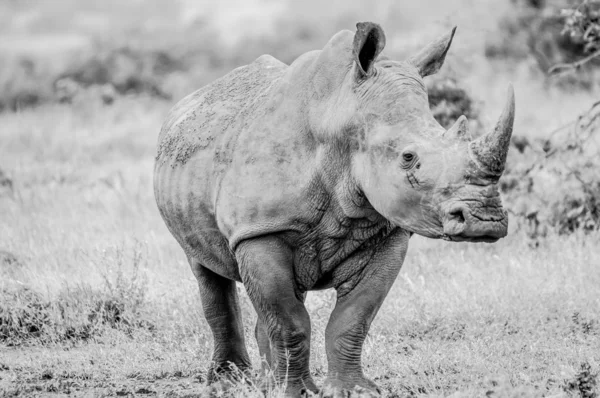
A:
<box><xmin>1</xmin><ymin>99</ymin><xmax>599</xmax><ymax>397</ymax></box>
<box><xmin>1</xmin><ymin>0</ymin><xmax>600</xmax><ymax>397</ymax></box>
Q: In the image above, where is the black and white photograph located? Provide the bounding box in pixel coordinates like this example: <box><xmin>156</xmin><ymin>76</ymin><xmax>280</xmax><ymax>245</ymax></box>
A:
<box><xmin>1</xmin><ymin>0</ymin><xmax>599</xmax><ymax>397</ymax></box>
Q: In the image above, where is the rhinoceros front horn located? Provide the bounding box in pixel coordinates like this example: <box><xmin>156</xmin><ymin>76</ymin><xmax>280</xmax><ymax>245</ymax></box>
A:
<box><xmin>470</xmin><ymin>85</ymin><xmax>515</xmax><ymax>176</ymax></box>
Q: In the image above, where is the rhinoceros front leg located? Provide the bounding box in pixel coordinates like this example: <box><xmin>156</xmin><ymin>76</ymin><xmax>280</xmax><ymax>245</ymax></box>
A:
<box><xmin>322</xmin><ymin>230</ymin><xmax>410</xmax><ymax>397</ymax></box>
<box><xmin>254</xmin><ymin>317</ymin><xmax>272</xmax><ymax>368</ymax></box>
<box><xmin>236</xmin><ymin>236</ymin><xmax>318</xmax><ymax>397</ymax></box>
<box><xmin>255</xmin><ymin>291</ymin><xmax>308</xmax><ymax>369</ymax></box>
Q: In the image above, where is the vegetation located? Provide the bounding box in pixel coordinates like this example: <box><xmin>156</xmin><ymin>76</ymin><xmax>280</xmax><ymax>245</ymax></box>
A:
<box><xmin>493</xmin><ymin>0</ymin><xmax>600</xmax><ymax>238</ymax></box>
<box><xmin>1</xmin><ymin>245</ymin><xmax>153</xmax><ymax>345</ymax></box>
<box><xmin>553</xmin><ymin>0</ymin><xmax>600</xmax><ymax>73</ymax></box>
<box><xmin>1</xmin><ymin>0</ymin><xmax>599</xmax><ymax>397</ymax></box>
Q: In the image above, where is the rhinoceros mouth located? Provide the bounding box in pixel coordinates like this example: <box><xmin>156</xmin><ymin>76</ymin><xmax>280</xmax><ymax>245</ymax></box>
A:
<box><xmin>441</xmin><ymin>203</ymin><xmax>508</xmax><ymax>242</ymax></box>
<box><xmin>442</xmin><ymin>233</ymin><xmax>502</xmax><ymax>243</ymax></box>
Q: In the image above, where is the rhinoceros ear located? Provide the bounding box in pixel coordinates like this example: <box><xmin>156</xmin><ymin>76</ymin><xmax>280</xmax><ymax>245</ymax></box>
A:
<box><xmin>409</xmin><ymin>26</ymin><xmax>456</xmax><ymax>77</ymax></box>
<box><xmin>353</xmin><ymin>22</ymin><xmax>386</xmax><ymax>78</ymax></box>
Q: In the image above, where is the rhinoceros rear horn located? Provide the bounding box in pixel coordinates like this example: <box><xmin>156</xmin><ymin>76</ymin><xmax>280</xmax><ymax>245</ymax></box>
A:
<box><xmin>409</xmin><ymin>27</ymin><xmax>456</xmax><ymax>77</ymax></box>
<box><xmin>470</xmin><ymin>85</ymin><xmax>516</xmax><ymax>176</ymax></box>
<box><xmin>353</xmin><ymin>22</ymin><xmax>386</xmax><ymax>78</ymax></box>
<box><xmin>445</xmin><ymin>115</ymin><xmax>471</xmax><ymax>141</ymax></box>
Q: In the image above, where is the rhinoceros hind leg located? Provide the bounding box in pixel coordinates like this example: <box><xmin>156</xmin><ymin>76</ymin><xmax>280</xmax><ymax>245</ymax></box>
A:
<box><xmin>236</xmin><ymin>236</ymin><xmax>318</xmax><ymax>397</ymax></box>
<box><xmin>189</xmin><ymin>258</ymin><xmax>252</xmax><ymax>384</ymax></box>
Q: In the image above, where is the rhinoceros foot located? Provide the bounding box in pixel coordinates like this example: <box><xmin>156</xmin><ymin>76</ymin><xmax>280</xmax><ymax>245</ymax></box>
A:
<box><xmin>205</xmin><ymin>361</ymin><xmax>252</xmax><ymax>386</ymax></box>
<box><xmin>254</xmin><ymin>374</ymin><xmax>318</xmax><ymax>398</ymax></box>
<box><xmin>284</xmin><ymin>379</ymin><xmax>319</xmax><ymax>398</ymax></box>
<box><xmin>320</xmin><ymin>378</ymin><xmax>381</xmax><ymax>398</ymax></box>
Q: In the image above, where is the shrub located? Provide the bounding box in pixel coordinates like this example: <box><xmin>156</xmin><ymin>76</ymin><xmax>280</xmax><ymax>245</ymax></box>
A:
<box><xmin>503</xmin><ymin>101</ymin><xmax>600</xmax><ymax>237</ymax></box>
<box><xmin>55</xmin><ymin>47</ymin><xmax>181</xmax><ymax>102</ymax></box>
<box><xmin>0</xmin><ymin>285</ymin><xmax>155</xmax><ymax>345</ymax></box>
<box><xmin>486</xmin><ymin>0</ymin><xmax>600</xmax><ymax>89</ymax></box>
<box><xmin>561</xmin><ymin>0</ymin><xmax>600</xmax><ymax>55</ymax></box>
<box><xmin>563</xmin><ymin>362</ymin><xmax>598</xmax><ymax>398</ymax></box>
<box><xmin>0</xmin><ymin>246</ymin><xmax>154</xmax><ymax>345</ymax></box>
<box><xmin>0</xmin><ymin>287</ymin><xmax>51</xmax><ymax>343</ymax></box>
<box><xmin>0</xmin><ymin>58</ymin><xmax>56</xmax><ymax>112</ymax></box>
<box><xmin>426</xmin><ymin>76</ymin><xmax>479</xmax><ymax>129</ymax></box>
<box><xmin>0</xmin><ymin>167</ymin><xmax>13</xmax><ymax>197</ymax></box>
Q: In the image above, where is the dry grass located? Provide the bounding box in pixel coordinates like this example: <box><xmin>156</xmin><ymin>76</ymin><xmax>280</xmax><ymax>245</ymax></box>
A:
<box><xmin>1</xmin><ymin>99</ymin><xmax>598</xmax><ymax>396</ymax></box>
<box><xmin>1</xmin><ymin>0</ymin><xmax>600</xmax><ymax>397</ymax></box>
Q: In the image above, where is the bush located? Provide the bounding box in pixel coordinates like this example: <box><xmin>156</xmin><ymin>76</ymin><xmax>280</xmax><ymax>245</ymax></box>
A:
<box><xmin>486</xmin><ymin>0</ymin><xmax>600</xmax><ymax>89</ymax></box>
<box><xmin>0</xmin><ymin>58</ymin><xmax>56</xmax><ymax>112</ymax></box>
<box><xmin>563</xmin><ymin>362</ymin><xmax>598</xmax><ymax>398</ymax></box>
<box><xmin>0</xmin><ymin>46</ymin><xmax>186</xmax><ymax>112</ymax></box>
<box><xmin>0</xmin><ymin>249</ymin><xmax>154</xmax><ymax>345</ymax></box>
<box><xmin>0</xmin><ymin>285</ymin><xmax>154</xmax><ymax>345</ymax></box>
<box><xmin>503</xmin><ymin>101</ymin><xmax>600</xmax><ymax>237</ymax></box>
<box><xmin>0</xmin><ymin>287</ymin><xmax>50</xmax><ymax>343</ymax></box>
<box><xmin>55</xmin><ymin>47</ymin><xmax>183</xmax><ymax>102</ymax></box>
<box><xmin>495</xmin><ymin>2</ymin><xmax>600</xmax><ymax>237</ymax></box>
<box><xmin>426</xmin><ymin>76</ymin><xmax>480</xmax><ymax>129</ymax></box>
<box><xmin>561</xmin><ymin>1</ymin><xmax>600</xmax><ymax>55</ymax></box>
<box><xmin>0</xmin><ymin>167</ymin><xmax>13</xmax><ymax>196</ymax></box>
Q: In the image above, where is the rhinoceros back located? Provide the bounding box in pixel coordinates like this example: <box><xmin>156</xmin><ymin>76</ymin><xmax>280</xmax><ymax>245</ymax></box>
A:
<box><xmin>154</xmin><ymin>55</ymin><xmax>287</xmax><ymax>275</ymax></box>
<box><xmin>155</xmin><ymin>55</ymin><xmax>287</xmax><ymax>168</ymax></box>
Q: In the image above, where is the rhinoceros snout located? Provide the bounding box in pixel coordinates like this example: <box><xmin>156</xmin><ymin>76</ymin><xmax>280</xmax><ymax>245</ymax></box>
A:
<box><xmin>442</xmin><ymin>203</ymin><xmax>508</xmax><ymax>242</ymax></box>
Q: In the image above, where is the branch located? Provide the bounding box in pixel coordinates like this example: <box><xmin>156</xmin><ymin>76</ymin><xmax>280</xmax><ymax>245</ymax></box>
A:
<box><xmin>520</xmin><ymin>100</ymin><xmax>600</xmax><ymax>166</ymax></box>
<box><xmin>548</xmin><ymin>48</ymin><xmax>600</xmax><ymax>75</ymax></box>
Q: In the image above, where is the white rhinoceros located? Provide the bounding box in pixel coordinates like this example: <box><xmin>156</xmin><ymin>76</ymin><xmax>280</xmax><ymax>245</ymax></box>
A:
<box><xmin>154</xmin><ymin>22</ymin><xmax>515</xmax><ymax>397</ymax></box>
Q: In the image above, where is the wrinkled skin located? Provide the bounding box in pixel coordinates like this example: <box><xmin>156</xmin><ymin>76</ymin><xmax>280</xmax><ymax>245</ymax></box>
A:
<box><xmin>154</xmin><ymin>21</ymin><xmax>515</xmax><ymax>398</ymax></box>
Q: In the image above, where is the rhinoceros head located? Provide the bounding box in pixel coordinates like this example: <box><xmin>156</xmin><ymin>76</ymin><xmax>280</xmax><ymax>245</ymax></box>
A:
<box><xmin>310</xmin><ymin>22</ymin><xmax>515</xmax><ymax>242</ymax></box>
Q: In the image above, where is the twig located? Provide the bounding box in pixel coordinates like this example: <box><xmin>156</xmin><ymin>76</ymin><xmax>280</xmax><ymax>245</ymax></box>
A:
<box><xmin>548</xmin><ymin>48</ymin><xmax>600</xmax><ymax>75</ymax></box>
<box><xmin>522</xmin><ymin>100</ymin><xmax>600</xmax><ymax>169</ymax></box>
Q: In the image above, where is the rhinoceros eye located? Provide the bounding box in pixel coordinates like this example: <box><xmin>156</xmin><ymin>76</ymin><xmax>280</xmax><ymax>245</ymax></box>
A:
<box><xmin>401</xmin><ymin>151</ymin><xmax>418</xmax><ymax>169</ymax></box>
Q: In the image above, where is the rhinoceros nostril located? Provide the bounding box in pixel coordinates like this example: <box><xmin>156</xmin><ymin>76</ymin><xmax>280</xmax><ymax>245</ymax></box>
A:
<box><xmin>449</xmin><ymin>209</ymin><xmax>466</xmax><ymax>224</ymax></box>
